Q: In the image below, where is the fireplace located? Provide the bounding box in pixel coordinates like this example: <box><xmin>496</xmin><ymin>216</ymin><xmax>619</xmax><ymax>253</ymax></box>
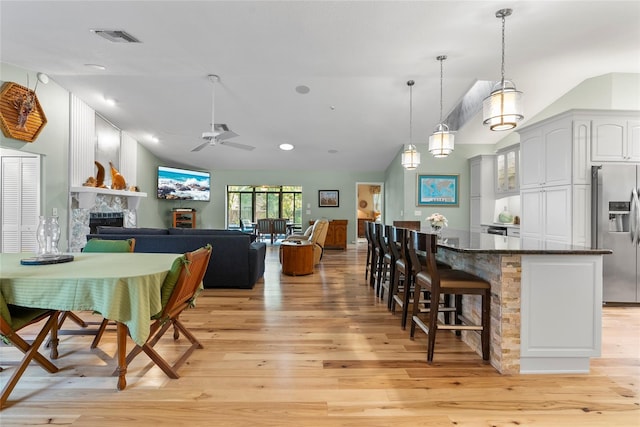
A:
<box><xmin>69</xmin><ymin>187</ymin><xmax>147</xmax><ymax>252</ymax></box>
<box><xmin>89</xmin><ymin>212</ymin><xmax>124</xmax><ymax>234</ymax></box>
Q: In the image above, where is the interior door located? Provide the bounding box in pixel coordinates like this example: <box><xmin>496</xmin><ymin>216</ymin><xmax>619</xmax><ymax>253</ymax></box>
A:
<box><xmin>1</xmin><ymin>155</ymin><xmax>41</xmax><ymax>252</ymax></box>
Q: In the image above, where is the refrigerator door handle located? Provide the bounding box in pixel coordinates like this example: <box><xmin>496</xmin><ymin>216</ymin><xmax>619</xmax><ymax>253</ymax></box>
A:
<box><xmin>631</xmin><ymin>188</ymin><xmax>639</xmax><ymax>246</ymax></box>
<box><xmin>636</xmin><ymin>188</ymin><xmax>640</xmax><ymax>247</ymax></box>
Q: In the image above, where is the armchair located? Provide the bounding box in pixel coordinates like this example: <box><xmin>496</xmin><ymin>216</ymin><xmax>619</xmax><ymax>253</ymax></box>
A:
<box><xmin>283</xmin><ymin>219</ymin><xmax>329</xmax><ymax>264</ymax></box>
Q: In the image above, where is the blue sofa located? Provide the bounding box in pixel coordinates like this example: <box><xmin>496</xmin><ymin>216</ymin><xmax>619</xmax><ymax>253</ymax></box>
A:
<box><xmin>86</xmin><ymin>227</ymin><xmax>266</xmax><ymax>289</ymax></box>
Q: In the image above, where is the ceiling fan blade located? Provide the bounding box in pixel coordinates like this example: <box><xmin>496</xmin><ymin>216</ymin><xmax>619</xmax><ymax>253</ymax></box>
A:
<box><xmin>191</xmin><ymin>141</ymin><xmax>211</xmax><ymax>152</ymax></box>
<box><xmin>217</xmin><ymin>130</ymin><xmax>238</xmax><ymax>140</ymax></box>
<box><xmin>214</xmin><ymin>123</ymin><xmax>229</xmax><ymax>132</ymax></box>
<box><xmin>219</xmin><ymin>140</ymin><xmax>256</xmax><ymax>151</ymax></box>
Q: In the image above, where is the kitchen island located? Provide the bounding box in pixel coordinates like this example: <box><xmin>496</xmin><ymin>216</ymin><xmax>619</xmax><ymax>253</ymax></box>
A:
<box><xmin>432</xmin><ymin>230</ymin><xmax>611</xmax><ymax>374</ymax></box>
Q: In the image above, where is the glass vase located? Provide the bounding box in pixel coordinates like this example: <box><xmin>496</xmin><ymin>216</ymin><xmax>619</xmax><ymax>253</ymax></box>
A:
<box><xmin>36</xmin><ymin>215</ymin><xmax>61</xmax><ymax>256</ymax></box>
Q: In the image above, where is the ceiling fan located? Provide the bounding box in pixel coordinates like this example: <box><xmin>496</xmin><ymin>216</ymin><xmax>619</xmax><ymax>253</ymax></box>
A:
<box><xmin>191</xmin><ymin>74</ymin><xmax>255</xmax><ymax>152</ymax></box>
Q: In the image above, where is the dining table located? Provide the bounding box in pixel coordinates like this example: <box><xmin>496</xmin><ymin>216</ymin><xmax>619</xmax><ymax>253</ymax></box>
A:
<box><xmin>0</xmin><ymin>251</ymin><xmax>180</xmax><ymax>391</ymax></box>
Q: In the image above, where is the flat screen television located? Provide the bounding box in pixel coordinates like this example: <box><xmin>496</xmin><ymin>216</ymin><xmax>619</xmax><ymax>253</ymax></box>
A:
<box><xmin>157</xmin><ymin>166</ymin><xmax>211</xmax><ymax>201</ymax></box>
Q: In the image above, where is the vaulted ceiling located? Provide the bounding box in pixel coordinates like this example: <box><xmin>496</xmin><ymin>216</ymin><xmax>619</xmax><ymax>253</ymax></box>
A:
<box><xmin>1</xmin><ymin>1</ymin><xmax>639</xmax><ymax>171</ymax></box>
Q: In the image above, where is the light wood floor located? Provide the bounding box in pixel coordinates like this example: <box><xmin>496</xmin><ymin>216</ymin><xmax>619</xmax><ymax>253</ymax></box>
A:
<box><xmin>1</xmin><ymin>244</ymin><xmax>639</xmax><ymax>426</ymax></box>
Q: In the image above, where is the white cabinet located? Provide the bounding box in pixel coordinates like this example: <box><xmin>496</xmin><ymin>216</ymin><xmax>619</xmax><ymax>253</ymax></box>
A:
<box><xmin>469</xmin><ymin>155</ymin><xmax>495</xmax><ymax>232</ymax></box>
<box><xmin>520</xmin><ymin>186</ymin><xmax>572</xmax><ymax>246</ymax></box>
<box><xmin>520</xmin><ymin>116</ymin><xmax>575</xmax><ymax>189</ymax></box>
<box><xmin>591</xmin><ymin>119</ymin><xmax>640</xmax><ymax>162</ymax></box>
<box><xmin>517</xmin><ymin>110</ymin><xmax>596</xmax><ymax>246</ymax></box>
<box><xmin>495</xmin><ymin>145</ymin><xmax>519</xmax><ymax>196</ymax></box>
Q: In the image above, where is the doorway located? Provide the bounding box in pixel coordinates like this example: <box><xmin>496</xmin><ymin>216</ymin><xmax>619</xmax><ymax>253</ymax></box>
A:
<box><xmin>355</xmin><ymin>182</ymin><xmax>383</xmax><ymax>242</ymax></box>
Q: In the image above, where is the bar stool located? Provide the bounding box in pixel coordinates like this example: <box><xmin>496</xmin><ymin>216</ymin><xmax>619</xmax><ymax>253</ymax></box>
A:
<box><xmin>364</xmin><ymin>221</ymin><xmax>374</xmax><ymax>282</ymax></box>
<box><xmin>410</xmin><ymin>232</ymin><xmax>491</xmax><ymax>362</ymax></box>
<box><xmin>387</xmin><ymin>226</ymin><xmax>406</xmax><ymax>311</ymax></box>
<box><xmin>390</xmin><ymin>226</ymin><xmax>412</xmax><ymax>327</ymax></box>
<box><xmin>377</xmin><ymin>224</ymin><xmax>396</xmax><ymax>302</ymax></box>
<box><xmin>368</xmin><ymin>222</ymin><xmax>379</xmax><ymax>290</ymax></box>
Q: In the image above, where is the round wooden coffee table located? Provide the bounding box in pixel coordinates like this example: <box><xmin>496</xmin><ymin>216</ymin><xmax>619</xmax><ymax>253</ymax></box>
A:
<box><xmin>280</xmin><ymin>241</ymin><xmax>314</xmax><ymax>276</ymax></box>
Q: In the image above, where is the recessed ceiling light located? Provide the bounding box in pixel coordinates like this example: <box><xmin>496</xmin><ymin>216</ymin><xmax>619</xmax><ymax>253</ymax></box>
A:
<box><xmin>295</xmin><ymin>85</ymin><xmax>310</xmax><ymax>94</ymax></box>
<box><xmin>328</xmin><ymin>149</ymin><xmax>338</xmax><ymax>154</ymax></box>
<box><xmin>85</xmin><ymin>63</ymin><xmax>106</xmax><ymax>70</ymax></box>
<box><xmin>279</xmin><ymin>143</ymin><xmax>294</xmax><ymax>151</ymax></box>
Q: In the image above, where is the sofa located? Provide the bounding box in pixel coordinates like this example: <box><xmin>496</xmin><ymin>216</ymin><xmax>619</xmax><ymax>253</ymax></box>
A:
<box><xmin>85</xmin><ymin>227</ymin><xmax>266</xmax><ymax>289</ymax></box>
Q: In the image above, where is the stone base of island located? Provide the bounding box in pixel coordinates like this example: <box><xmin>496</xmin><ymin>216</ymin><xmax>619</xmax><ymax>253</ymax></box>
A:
<box><xmin>432</xmin><ymin>230</ymin><xmax>610</xmax><ymax>375</ymax></box>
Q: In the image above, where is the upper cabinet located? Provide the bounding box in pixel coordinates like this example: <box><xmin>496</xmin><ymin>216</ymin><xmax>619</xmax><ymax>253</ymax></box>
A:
<box><xmin>591</xmin><ymin>119</ymin><xmax>640</xmax><ymax>162</ymax></box>
<box><xmin>494</xmin><ymin>145</ymin><xmax>519</xmax><ymax>197</ymax></box>
<box><xmin>518</xmin><ymin>111</ymin><xmax>609</xmax><ymax>190</ymax></box>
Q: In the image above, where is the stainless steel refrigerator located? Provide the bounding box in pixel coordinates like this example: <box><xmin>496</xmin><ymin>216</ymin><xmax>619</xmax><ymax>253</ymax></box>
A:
<box><xmin>591</xmin><ymin>164</ymin><xmax>640</xmax><ymax>303</ymax></box>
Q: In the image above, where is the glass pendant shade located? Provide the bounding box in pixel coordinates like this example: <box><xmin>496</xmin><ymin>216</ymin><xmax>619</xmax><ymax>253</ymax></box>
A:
<box><xmin>483</xmin><ymin>8</ymin><xmax>523</xmax><ymax>131</ymax></box>
<box><xmin>482</xmin><ymin>80</ymin><xmax>523</xmax><ymax>131</ymax></box>
<box><xmin>401</xmin><ymin>144</ymin><xmax>420</xmax><ymax>170</ymax></box>
<box><xmin>401</xmin><ymin>80</ymin><xmax>420</xmax><ymax>170</ymax></box>
<box><xmin>428</xmin><ymin>123</ymin><xmax>455</xmax><ymax>158</ymax></box>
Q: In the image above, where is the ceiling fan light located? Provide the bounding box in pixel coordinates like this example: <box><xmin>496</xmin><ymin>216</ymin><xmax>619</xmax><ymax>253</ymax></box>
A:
<box><xmin>401</xmin><ymin>144</ymin><xmax>420</xmax><ymax>170</ymax></box>
<box><xmin>482</xmin><ymin>81</ymin><xmax>523</xmax><ymax>131</ymax></box>
<box><xmin>428</xmin><ymin>124</ymin><xmax>455</xmax><ymax>158</ymax></box>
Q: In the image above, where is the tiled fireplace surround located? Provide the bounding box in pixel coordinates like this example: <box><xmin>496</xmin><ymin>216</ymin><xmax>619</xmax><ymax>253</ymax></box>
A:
<box><xmin>68</xmin><ymin>188</ymin><xmax>146</xmax><ymax>252</ymax></box>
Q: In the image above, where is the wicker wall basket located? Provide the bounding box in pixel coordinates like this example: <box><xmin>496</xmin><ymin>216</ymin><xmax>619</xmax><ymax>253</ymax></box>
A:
<box><xmin>0</xmin><ymin>82</ymin><xmax>48</xmax><ymax>143</ymax></box>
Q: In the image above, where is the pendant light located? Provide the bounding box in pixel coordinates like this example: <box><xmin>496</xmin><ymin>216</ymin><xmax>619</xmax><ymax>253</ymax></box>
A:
<box><xmin>428</xmin><ymin>55</ymin><xmax>454</xmax><ymax>158</ymax></box>
<box><xmin>482</xmin><ymin>8</ymin><xmax>523</xmax><ymax>131</ymax></box>
<box><xmin>401</xmin><ymin>80</ymin><xmax>420</xmax><ymax>170</ymax></box>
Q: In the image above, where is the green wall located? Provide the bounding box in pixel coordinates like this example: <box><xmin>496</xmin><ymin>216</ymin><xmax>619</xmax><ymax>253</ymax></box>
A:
<box><xmin>384</xmin><ymin>143</ymin><xmax>495</xmax><ymax>230</ymax></box>
<box><xmin>1</xmin><ymin>63</ymin><xmax>71</xmax><ymax>250</ymax></box>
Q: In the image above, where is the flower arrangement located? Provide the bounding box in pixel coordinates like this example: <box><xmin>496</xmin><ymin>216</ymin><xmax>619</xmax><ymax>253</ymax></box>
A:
<box><xmin>426</xmin><ymin>213</ymin><xmax>448</xmax><ymax>231</ymax></box>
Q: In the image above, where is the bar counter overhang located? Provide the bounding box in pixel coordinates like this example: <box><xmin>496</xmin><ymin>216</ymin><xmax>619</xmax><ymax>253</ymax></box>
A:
<box><xmin>432</xmin><ymin>229</ymin><xmax>611</xmax><ymax>374</ymax></box>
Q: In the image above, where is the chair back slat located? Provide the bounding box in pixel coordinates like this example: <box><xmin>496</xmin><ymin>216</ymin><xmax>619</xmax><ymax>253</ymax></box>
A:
<box><xmin>162</xmin><ymin>246</ymin><xmax>212</xmax><ymax>318</ymax></box>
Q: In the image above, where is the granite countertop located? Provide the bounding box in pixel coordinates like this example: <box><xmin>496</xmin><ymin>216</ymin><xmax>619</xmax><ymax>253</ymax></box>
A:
<box><xmin>436</xmin><ymin>229</ymin><xmax>612</xmax><ymax>255</ymax></box>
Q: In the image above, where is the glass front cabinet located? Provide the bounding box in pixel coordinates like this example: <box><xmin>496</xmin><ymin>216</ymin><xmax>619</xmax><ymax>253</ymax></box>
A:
<box><xmin>495</xmin><ymin>144</ymin><xmax>520</xmax><ymax>197</ymax></box>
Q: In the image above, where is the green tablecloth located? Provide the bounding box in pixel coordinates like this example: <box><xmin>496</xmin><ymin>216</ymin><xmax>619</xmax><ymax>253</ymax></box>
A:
<box><xmin>0</xmin><ymin>252</ymin><xmax>179</xmax><ymax>346</ymax></box>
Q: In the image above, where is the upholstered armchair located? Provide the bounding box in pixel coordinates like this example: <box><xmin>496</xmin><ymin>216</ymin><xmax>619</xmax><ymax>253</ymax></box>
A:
<box><xmin>283</xmin><ymin>218</ymin><xmax>329</xmax><ymax>264</ymax></box>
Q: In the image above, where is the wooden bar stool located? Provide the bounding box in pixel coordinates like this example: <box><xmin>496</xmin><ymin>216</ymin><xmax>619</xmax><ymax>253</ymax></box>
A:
<box><xmin>364</xmin><ymin>221</ymin><xmax>374</xmax><ymax>282</ymax></box>
<box><xmin>409</xmin><ymin>232</ymin><xmax>491</xmax><ymax>362</ymax></box>
<box><xmin>377</xmin><ymin>224</ymin><xmax>396</xmax><ymax>302</ymax></box>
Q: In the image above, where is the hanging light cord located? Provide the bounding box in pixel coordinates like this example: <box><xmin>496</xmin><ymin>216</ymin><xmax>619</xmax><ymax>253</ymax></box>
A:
<box><xmin>409</xmin><ymin>81</ymin><xmax>413</xmax><ymax>144</ymax></box>
<box><xmin>500</xmin><ymin>12</ymin><xmax>506</xmax><ymax>87</ymax></box>
<box><xmin>439</xmin><ymin>57</ymin><xmax>444</xmax><ymax>123</ymax></box>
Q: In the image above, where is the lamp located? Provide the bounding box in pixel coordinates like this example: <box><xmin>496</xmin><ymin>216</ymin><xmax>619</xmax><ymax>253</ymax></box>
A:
<box><xmin>428</xmin><ymin>55</ymin><xmax>454</xmax><ymax>158</ymax></box>
<box><xmin>483</xmin><ymin>8</ymin><xmax>523</xmax><ymax>131</ymax></box>
<box><xmin>401</xmin><ymin>80</ymin><xmax>420</xmax><ymax>170</ymax></box>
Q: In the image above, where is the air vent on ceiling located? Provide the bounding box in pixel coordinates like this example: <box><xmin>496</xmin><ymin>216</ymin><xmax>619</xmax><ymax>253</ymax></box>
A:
<box><xmin>91</xmin><ymin>29</ymin><xmax>141</xmax><ymax>43</ymax></box>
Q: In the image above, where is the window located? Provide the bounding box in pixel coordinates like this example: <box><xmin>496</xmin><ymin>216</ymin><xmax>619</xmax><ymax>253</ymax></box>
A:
<box><xmin>227</xmin><ymin>185</ymin><xmax>303</xmax><ymax>230</ymax></box>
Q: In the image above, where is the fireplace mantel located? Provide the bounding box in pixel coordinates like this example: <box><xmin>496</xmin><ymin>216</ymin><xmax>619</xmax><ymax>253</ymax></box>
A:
<box><xmin>70</xmin><ymin>186</ymin><xmax>148</xmax><ymax>210</ymax></box>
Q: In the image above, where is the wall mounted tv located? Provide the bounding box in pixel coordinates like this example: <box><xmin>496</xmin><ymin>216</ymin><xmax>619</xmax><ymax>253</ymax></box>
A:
<box><xmin>157</xmin><ymin>166</ymin><xmax>211</xmax><ymax>201</ymax></box>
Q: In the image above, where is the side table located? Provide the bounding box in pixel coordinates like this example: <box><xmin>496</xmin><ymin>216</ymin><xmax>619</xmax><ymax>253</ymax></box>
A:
<box><xmin>280</xmin><ymin>241</ymin><xmax>314</xmax><ymax>276</ymax></box>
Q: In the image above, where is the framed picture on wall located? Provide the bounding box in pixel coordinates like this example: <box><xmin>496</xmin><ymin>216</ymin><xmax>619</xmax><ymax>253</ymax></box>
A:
<box><xmin>417</xmin><ymin>174</ymin><xmax>459</xmax><ymax>206</ymax></box>
<box><xmin>318</xmin><ymin>190</ymin><xmax>339</xmax><ymax>207</ymax></box>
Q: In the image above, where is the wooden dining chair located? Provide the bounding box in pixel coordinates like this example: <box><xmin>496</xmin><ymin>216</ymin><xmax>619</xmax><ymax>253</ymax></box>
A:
<box><xmin>57</xmin><ymin>238</ymin><xmax>136</xmax><ymax>348</ymax></box>
<box><xmin>271</xmin><ymin>218</ymin><xmax>288</xmax><ymax>243</ymax></box>
<box><xmin>256</xmin><ymin>219</ymin><xmax>272</xmax><ymax>243</ymax></box>
<box><xmin>0</xmin><ymin>292</ymin><xmax>60</xmax><ymax>406</ymax></box>
<box><xmin>410</xmin><ymin>233</ymin><xmax>491</xmax><ymax>362</ymax></box>
<box><xmin>121</xmin><ymin>245</ymin><xmax>212</xmax><ymax>379</ymax></box>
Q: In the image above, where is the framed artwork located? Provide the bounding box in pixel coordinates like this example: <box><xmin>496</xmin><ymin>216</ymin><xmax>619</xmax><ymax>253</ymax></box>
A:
<box><xmin>417</xmin><ymin>174</ymin><xmax>459</xmax><ymax>206</ymax></box>
<box><xmin>318</xmin><ymin>190</ymin><xmax>339</xmax><ymax>207</ymax></box>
